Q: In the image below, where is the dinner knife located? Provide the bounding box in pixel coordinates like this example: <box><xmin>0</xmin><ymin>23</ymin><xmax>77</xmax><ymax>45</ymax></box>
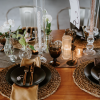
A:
<box><xmin>23</xmin><ymin>67</ymin><xmax>29</xmax><ymax>85</ymax></box>
<box><xmin>30</xmin><ymin>62</ymin><xmax>35</xmax><ymax>85</ymax></box>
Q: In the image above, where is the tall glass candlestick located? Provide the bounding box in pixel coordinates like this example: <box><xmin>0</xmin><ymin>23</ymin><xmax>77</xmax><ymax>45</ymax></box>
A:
<box><xmin>34</xmin><ymin>0</ymin><xmax>47</xmax><ymax>63</ymax></box>
<box><xmin>83</xmin><ymin>0</ymin><xmax>96</xmax><ymax>55</ymax></box>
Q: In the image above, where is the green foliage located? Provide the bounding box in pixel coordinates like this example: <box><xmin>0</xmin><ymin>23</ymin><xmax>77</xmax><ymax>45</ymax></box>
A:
<box><xmin>0</xmin><ymin>25</ymin><xmax>35</xmax><ymax>51</ymax></box>
<box><xmin>16</xmin><ymin>33</ymin><xmax>23</xmax><ymax>39</ymax></box>
<box><xmin>19</xmin><ymin>37</ymin><xmax>26</xmax><ymax>47</ymax></box>
<box><xmin>0</xmin><ymin>32</ymin><xmax>3</xmax><ymax>36</ymax></box>
<box><xmin>12</xmin><ymin>34</ymin><xmax>17</xmax><ymax>38</ymax></box>
<box><xmin>29</xmin><ymin>45</ymin><xmax>35</xmax><ymax>50</ymax></box>
<box><xmin>23</xmin><ymin>30</ymin><xmax>26</xmax><ymax>37</ymax></box>
<box><xmin>45</xmin><ymin>21</ymin><xmax>52</xmax><ymax>35</ymax></box>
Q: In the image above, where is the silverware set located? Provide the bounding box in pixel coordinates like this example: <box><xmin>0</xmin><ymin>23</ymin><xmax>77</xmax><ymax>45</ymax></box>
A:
<box><xmin>21</xmin><ymin>63</ymin><xmax>35</xmax><ymax>86</ymax></box>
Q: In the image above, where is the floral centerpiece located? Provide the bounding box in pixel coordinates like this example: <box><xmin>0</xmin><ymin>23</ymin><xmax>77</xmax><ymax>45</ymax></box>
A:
<box><xmin>16</xmin><ymin>30</ymin><xmax>35</xmax><ymax>50</ymax></box>
<box><xmin>0</xmin><ymin>19</ymin><xmax>35</xmax><ymax>59</ymax></box>
<box><xmin>45</xmin><ymin>14</ymin><xmax>52</xmax><ymax>35</ymax></box>
<box><xmin>17</xmin><ymin>30</ymin><xmax>35</xmax><ymax>59</ymax></box>
<box><xmin>0</xmin><ymin>19</ymin><xmax>15</xmax><ymax>55</ymax></box>
<box><xmin>43</xmin><ymin>12</ymin><xmax>52</xmax><ymax>53</ymax></box>
<box><xmin>0</xmin><ymin>19</ymin><xmax>15</xmax><ymax>38</ymax></box>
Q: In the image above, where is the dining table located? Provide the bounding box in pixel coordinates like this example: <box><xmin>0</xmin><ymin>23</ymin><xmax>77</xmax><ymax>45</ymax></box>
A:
<box><xmin>0</xmin><ymin>30</ymin><xmax>100</xmax><ymax>100</ymax></box>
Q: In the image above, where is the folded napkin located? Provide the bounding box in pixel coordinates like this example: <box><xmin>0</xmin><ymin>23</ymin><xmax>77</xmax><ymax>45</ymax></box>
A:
<box><xmin>10</xmin><ymin>84</ymin><xmax>38</xmax><ymax>100</ymax></box>
<box><xmin>20</xmin><ymin>57</ymin><xmax>41</xmax><ymax>67</ymax></box>
<box><xmin>10</xmin><ymin>57</ymin><xmax>41</xmax><ymax>100</ymax></box>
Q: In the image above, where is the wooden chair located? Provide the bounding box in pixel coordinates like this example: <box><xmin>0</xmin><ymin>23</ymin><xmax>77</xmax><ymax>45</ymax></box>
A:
<box><xmin>57</xmin><ymin>7</ymin><xmax>91</xmax><ymax>30</ymax></box>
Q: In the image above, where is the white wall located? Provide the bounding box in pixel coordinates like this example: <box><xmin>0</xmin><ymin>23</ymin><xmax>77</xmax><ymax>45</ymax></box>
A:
<box><xmin>0</xmin><ymin>0</ymin><xmax>90</xmax><ymax>31</ymax></box>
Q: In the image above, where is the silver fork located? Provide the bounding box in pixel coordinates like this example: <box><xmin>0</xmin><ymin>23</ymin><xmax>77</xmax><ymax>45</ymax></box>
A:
<box><xmin>23</xmin><ymin>66</ymin><xmax>29</xmax><ymax>85</ymax></box>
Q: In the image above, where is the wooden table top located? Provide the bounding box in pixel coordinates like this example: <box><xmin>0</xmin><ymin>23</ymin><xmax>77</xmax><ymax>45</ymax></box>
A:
<box><xmin>0</xmin><ymin>30</ymin><xmax>100</xmax><ymax>100</ymax></box>
<box><xmin>0</xmin><ymin>67</ymin><xmax>99</xmax><ymax>100</ymax></box>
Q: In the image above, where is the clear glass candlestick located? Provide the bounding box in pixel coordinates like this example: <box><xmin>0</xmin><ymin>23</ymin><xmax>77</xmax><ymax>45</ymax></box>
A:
<box><xmin>83</xmin><ymin>26</ymin><xmax>98</xmax><ymax>55</ymax></box>
<box><xmin>83</xmin><ymin>32</ymin><xmax>96</xmax><ymax>55</ymax></box>
<box><xmin>34</xmin><ymin>42</ymin><xmax>47</xmax><ymax>63</ymax></box>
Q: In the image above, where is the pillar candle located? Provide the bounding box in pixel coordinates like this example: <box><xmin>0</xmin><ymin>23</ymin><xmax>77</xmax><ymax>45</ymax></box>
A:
<box><xmin>75</xmin><ymin>47</ymin><xmax>83</xmax><ymax>58</ymax></box>
<box><xmin>62</xmin><ymin>35</ymin><xmax>72</xmax><ymax>60</ymax></box>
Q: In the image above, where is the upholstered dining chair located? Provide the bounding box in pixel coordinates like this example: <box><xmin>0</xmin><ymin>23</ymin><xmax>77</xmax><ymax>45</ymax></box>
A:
<box><xmin>57</xmin><ymin>7</ymin><xmax>91</xmax><ymax>30</ymax></box>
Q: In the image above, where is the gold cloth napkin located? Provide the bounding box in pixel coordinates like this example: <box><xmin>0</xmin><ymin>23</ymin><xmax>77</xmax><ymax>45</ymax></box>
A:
<box><xmin>10</xmin><ymin>57</ymin><xmax>41</xmax><ymax>100</ymax></box>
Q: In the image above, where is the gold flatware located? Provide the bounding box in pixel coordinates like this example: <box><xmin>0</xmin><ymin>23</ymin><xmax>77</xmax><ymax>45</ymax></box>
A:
<box><xmin>30</xmin><ymin>62</ymin><xmax>35</xmax><ymax>85</ymax></box>
<box><xmin>23</xmin><ymin>67</ymin><xmax>29</xmax><ymax>85</ymax></box>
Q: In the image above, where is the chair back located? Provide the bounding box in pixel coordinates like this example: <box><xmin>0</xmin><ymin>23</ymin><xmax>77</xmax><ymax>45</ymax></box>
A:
<box><xmin>6</xmin><ymin>6</ymin><xmax>39</xmax><ymax>34</ymax></box>
<box><xmin>57</xmin><ymin>7</ymin><xmax>90</xmax><ymax>30</ymax></box>
<box><xmin>6</xmin><ymin>6</ymin><xmax>37</xmax><ymax>27</ymax></box>
<box><xmin>19</xmin><ymin>6</ymin><xmax>37</xmax><ymax>27</ymax></box>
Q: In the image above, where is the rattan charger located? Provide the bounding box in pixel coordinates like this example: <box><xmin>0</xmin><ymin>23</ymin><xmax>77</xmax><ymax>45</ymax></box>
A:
<box><xmin>73</xmin><ymin>60</ymin><xmax>100</xmax><ymax>98</ymax></box>
<box><xmin>0</xmin><ymin>62</ymin><xmax>61</xmax><ymax>99</ymax></box>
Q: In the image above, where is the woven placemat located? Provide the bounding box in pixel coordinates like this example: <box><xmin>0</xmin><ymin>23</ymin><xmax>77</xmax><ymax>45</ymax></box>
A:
<box><xmin>0</xmin><ymin>63</ymin><xmax>61</xmax><ymax>99</ymax></box>
<box><xmin>73</xmin><ymin>60</ymin><xmax>100</xmax><ymax>98</ymax></box>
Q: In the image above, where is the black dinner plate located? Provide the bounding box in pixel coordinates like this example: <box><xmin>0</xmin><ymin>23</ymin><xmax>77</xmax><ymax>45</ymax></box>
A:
<box><xmin>10</xmin><ymin>66</ymin><xmax>46</xmax><ymax>87</ymax></box>
<box><xmin>91</xmin><ymin>65</ymin><xmax>100</xmax><ymax>81</ymax></box>
<box><xmin>6</xmin><ymin>64</ymin><xmax>51</xmax><ymax>87</ymax></box>
<box><xmin>84</xmin><ymin>62</ymin><xmax>99</xmax><ymax>85</ymax></box>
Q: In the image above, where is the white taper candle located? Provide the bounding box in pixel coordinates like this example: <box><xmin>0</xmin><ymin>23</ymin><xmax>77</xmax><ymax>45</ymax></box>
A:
<box><xmin>37</xmin><ymin>11</ymin><xmax>42</xmax><ymax>48</ymax></box>
<box><xmin>90</xmin><ymin>0</ymin><xmax>95</xmax><ymax>34</ymax></box>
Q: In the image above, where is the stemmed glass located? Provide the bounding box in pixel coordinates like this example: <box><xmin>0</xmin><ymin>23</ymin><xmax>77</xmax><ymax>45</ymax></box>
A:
<box><xmin>34</xmin><ymin>34</ymin><xmax>47</xmax><ymax>63</ymax></box>
<box><xmin>4</xmin><ymin>38</ymin><xmax>17</xmax><ymax>62</ymax></box>
<box><xmin>49</xmin><ymin>40</ymin><xmax>62</xmax><ymax>67</ymax></box>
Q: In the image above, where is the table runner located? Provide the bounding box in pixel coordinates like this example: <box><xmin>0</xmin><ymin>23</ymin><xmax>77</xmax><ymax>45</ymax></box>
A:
<box><xmin>73</xmin><ymin>60</ymin><xmax>100</xmax><ymax>98</ymax></box>
<box><xmin>0</xmin><ymin>62</ymin><xmax>61</xmax><ymax>99</ymax></box>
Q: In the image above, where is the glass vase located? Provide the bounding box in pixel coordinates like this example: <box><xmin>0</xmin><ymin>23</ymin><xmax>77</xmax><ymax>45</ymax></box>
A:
<box><xmin>19</xmin><ymin>46</ymin><xmax>32</xmax><ymax>59</ymax></box>
<box><xmin>45</xmin><ymin>34</ymin><xmax>52</xmax><ymax>53</ymax></box>
<box><xmin>4</xmin><ymin>38</ymin><xmax>14</xmax><ymax>57</ymax></box>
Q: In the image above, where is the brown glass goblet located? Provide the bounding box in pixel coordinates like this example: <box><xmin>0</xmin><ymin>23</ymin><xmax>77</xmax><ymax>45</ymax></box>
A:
<box><xmin>49</xmin><ymin>41</ymin><xmax>62</xmax><ymax>67</ymax></box>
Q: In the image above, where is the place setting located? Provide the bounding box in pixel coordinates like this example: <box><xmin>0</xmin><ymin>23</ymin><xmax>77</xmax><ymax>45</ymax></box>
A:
<box><xmin>73</xmin><ymin>57</ymin><xmax>100</xmax><ymax>97</ymax></box>
<box><xmin>0</xmin><ymin>56</ymin><xmax>61</xmax><ymax>99</ymax></box>
<box><xmin>0</xmin><ymin>2</ymin><xmax>61</xmax><ymax>99</ymax></box>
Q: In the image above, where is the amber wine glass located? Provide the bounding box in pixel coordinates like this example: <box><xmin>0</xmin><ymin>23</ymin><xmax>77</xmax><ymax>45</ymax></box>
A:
<box><xmin>49</xmin><ymin>40</ymin><xmax>62</xmax><ymax>67</ymax></box>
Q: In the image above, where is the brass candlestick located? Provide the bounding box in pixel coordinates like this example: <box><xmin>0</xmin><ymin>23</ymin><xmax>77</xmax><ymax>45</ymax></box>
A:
<box><xmin>66</xmin><ymin>29</ymin><xmax>77</xmax><ymax>66</ymax></box>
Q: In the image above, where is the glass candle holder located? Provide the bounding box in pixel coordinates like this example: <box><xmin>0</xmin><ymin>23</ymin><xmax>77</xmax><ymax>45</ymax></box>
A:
<box><xmin>75</xmin><ymin>47</ymin><xmax>83</xmax><ymax>58</ymax></box>
<box><xmin>62</xmin><ymin>35</ymin><xmax>72</xmax><ymax>60</ymax></box>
